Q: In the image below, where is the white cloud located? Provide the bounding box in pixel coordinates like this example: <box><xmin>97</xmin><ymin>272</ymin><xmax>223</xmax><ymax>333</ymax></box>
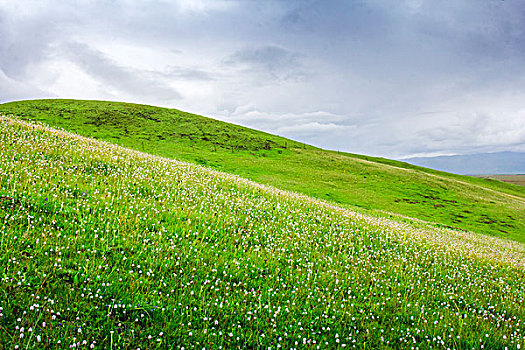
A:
<box><xmin>1</xmin><ymin>0</ymin><xmax>524</xmax><ymax>158</ymax></box>
<box><xmin>277</xmin><ymin>121</ymin><xmax>355</xmax><ymax>134</ymax></box>
<box><xmin>174</xmin><ymin>0</ymin><xmax>236</xmax><ymax>14</ymax></box>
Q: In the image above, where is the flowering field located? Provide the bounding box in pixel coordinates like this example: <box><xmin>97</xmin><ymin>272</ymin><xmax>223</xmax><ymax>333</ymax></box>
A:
<box><xmin>1</xmin><ymin>116</ymin><xmax>524</xmax><ymax>349</ymax></box>
<box><xmin>1</xmin><ymin>99</ymin><xmax>524</xmax><ymax>242</ymax></box>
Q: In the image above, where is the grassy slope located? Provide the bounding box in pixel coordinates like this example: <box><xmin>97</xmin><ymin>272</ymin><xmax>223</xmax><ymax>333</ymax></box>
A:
<box><xmin>1</xmin><ymin>99</ymin><xmax>524</xmax><ymax>242</ymax></box>
<box><xmin>1</xmin><ymin>116</ymin><xmax>525</xmax><ymax>349</ymax></box>
<box><xmin>477</xmin><ymin>175</ymin><xmax>525</xmax><ymax>187</ymax></box>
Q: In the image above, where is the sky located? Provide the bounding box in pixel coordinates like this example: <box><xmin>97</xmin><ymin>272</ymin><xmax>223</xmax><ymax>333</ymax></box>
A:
<box><xmin>1</xmin><ymin>0</ymin><xmax>525</xmax><ymax>159</ymax></box>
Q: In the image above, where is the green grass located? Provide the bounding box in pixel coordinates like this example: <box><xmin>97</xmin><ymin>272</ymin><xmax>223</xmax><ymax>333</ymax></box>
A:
<box><xmin>1</xmin><ymin>99</ymin><xmax>523</xmax><ymax>243</ymax></box>
<box><xmin>1</xmin><ymin>116</ymin><xmax>525</xmax><ymax>349</ymax></box>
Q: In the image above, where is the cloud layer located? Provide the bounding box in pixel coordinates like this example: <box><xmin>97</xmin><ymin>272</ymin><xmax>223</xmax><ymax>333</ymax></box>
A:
<box><xmin>1</xmin><ymin>0</ymin><xmax>524</xmax><ymax>158</ymax></box>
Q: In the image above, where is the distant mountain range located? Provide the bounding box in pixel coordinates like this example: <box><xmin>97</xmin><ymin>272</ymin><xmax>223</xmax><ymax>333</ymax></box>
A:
<box><xmin>403</xmin><ymin>151</ymin><xmax>525</xmax><ymax>175</ymax></box>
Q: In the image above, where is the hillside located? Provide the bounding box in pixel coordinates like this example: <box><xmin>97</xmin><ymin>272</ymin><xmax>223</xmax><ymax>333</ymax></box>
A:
<box><xmin>1</xmin><ymin>116</ymin><xmax>525</xmax><ymax>349</ymax></box>
<box><xmin>478</xmin><ymin>175</ymin><xmax>525</xmax><ymax>187</ymax></box>
<box><xmin>1</xmin><ymin>99</ymin><xmax>524</xmax><ymax>242</ymax></box>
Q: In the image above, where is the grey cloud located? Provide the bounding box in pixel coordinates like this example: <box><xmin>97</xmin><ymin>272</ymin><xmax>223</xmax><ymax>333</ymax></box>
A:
<box><xmin>226</xmin><ymin>45</ymin><xmax>299</xmax><ymax>70</ymax></box>
<box><xmin>0</xmin><ymin>69</ymin><xmax>50</xmax><ymax>103</ymax></box>
<box><xmin>1</xmin><ymin>0</ymin><xmax>525</xmax><ymax>158</ymax></box>
<box><xmin>164</xmin><ymin>66</ymin><xmax>215</xmax><ymax>81</ymax></box>
<box><xmin>60</xmin><ymin>42</ymin><xmax>181</xmax><ymax>102</ymax></box>
<box><xmin>224</xmin><ymin>45</ymin><xmax>309</xmax><ymax>81</ymax></box>
<box><xmin>409</xmin><ymin>1</ymin><xmax>525</xmax><ymax>58</ymax></box>
<box><xmin>0</xmin><ymin>9</ymin><xmax>55</xmax><ymax>79</ymax></box>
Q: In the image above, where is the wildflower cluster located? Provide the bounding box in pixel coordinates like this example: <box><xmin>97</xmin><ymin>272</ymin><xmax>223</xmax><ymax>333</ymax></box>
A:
<box><xmin>0</xmin><ymin>116</ymin><xmax>524</xmax><ymax>349</ymax></box>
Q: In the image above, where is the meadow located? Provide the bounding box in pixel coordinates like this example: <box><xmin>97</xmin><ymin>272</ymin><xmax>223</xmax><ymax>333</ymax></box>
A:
<box><xmin>1</xmin><ymin>116</ymin><xmax>525</xmax><ymax>349</ymax></box>
<box><xmin>1</xmin><ymin>100</ymin><xmax>524</xmax><ymax>243</ymax></box>
<box><xmin>477</xmin><ymin>175</ymin><xmax>525</xmax><ymax>187</ymax></box>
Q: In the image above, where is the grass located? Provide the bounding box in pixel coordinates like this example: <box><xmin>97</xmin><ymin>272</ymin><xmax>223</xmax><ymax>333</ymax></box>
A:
<box><xmin>0</xmin><ymin>99</ymin><xmax>524</xmax><ymax>242</ymax></box>
<box><xmin>477</xmin><ymin>175</ymin><xmax>525</xmax><ymax>187</ymax></box>
<box><xmin>1</xmin><ymin>116</ymin><xmax>525</xmax><ymax>349</ymax></box>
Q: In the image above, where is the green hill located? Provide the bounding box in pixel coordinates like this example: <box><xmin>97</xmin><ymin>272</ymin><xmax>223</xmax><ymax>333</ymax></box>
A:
<box><xmin>1</xmin><ymin>99</ymin><xmax>524</xmax><ymax>242</ymax></box>
<box><xmin>1</xmin><ymin>115</ymin><xmax>524</xmax><ymax>349</ymax></box>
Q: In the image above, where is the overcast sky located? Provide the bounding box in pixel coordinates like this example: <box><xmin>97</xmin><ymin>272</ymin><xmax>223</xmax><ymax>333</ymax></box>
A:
<box><xmin>1</xmin><ymin>0</ymin><xmax>524</xmax><ymax>158</ymax></box>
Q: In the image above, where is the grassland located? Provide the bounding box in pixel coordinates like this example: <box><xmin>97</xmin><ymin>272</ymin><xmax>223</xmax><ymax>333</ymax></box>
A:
<box><xmin>1</xmin><ymin>116</ymin><xmax>525</xmax><ymax>349</ymax></box>
<box><xmin>0</xmin><ymin>99</ymin><xmax>524</xmax><ymax>243</ymax></box>
<box><xmin>477</xmin><ymin>175</ymin><xmax>525</xmax><ymax>187</ymax></box>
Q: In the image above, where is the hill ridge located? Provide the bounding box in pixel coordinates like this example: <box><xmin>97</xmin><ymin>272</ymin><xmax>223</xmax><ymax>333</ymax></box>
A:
<box><xmin>16</xmin><ymin>114</ymin><xmax>525</xmax><ymax>265</ymax></box>
<box><xmin>1</xmin><ymin>99</ymin><xmax>524</xmax><ymax>242</ymax></box>
<box><xmin>2</xmin><ymin>114</ymin><xmax>525</xmax><ymax>348</ymax></box>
